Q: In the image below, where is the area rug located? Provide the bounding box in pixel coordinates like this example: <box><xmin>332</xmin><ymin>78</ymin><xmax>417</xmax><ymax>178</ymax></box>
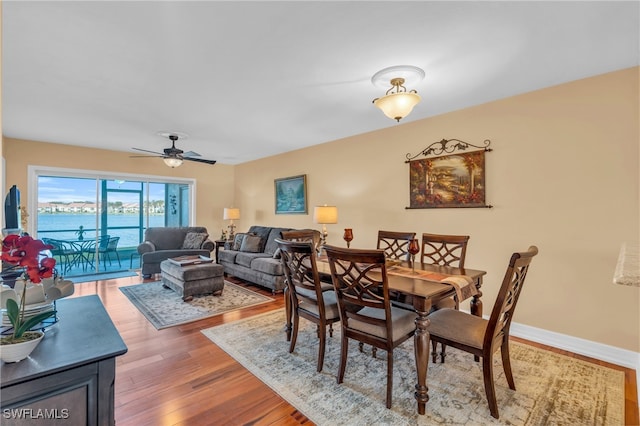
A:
<box><xmin>119</xmin><ymin>281</ymin><xmax>273</xmax><ymax>329</ymax></box>
<box><xmin>70</xmin><ymin>270</ymin><xmax>139</xmax><ymax>283</ymax></box>
<box><xmin>202</xmin><ymin>309</ymin><xmax>624</xmax><ymax>426</ymax></box>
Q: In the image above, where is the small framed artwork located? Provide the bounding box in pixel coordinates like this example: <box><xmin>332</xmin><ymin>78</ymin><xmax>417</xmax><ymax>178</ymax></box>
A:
<box><xmin>275</xmin><ymin>174</ymin><xmax>308</xmax><ymax>214</ymax></box>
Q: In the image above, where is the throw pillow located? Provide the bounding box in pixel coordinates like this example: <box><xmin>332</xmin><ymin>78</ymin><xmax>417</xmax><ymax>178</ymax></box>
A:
<box><xmin>240</xmin><ymin>235</ymin><xmax>262</xmax><ymax>253</ymax></box>
<box><xmin>232</xmin><ymin>233</ymin><xmax>249</xmax><ymax>251</ymax></box>
<box><xmin>181</xmin><ymin>232</ymin><xmax>209</xmax><ymax>249</ymax></box>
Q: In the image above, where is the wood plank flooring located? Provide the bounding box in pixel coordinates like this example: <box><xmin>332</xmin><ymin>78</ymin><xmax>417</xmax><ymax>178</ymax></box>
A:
<box><xmin>71</xmin><ymin>275</ymin><xmax>638</xmax><ymax>426</ymax></box>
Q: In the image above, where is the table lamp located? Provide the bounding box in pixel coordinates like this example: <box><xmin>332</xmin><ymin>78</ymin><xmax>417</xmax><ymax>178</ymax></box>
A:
<box><xmin>313</xmin><ymin>205</ymin><xmax>338</xmax><ymax>247</ymax></box>
<box><xmin>223</xmin><ymin>208</ymin><xmax>240</xmax><ymax>241</ymax></box>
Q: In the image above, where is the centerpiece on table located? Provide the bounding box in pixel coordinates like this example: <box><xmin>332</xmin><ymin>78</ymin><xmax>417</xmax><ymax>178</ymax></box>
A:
<box><xmin>0</xmin><ymin>235</ymin><xmax>57</xmax><ymax>363</ymax></box>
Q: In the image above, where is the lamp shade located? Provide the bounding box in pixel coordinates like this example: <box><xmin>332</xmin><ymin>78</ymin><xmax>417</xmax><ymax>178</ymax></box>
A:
<box><xmin>223</xmin><ymin>208</ymin><xmax>240</xmax><ymax>220</ymax></box>
<box><xmin>373</xmin><ymin>91</ymin><xmax>421</xmax><ymax>122</ymax></box>
<box><xmin>313</xmin><ymin>205</ymin><xmax>338</xmax><ymax>224</ymax></box>
<box><xmin>163</xmin><ymin>157</ymin><xmax>183</xmax><ymax>168</ymax></box>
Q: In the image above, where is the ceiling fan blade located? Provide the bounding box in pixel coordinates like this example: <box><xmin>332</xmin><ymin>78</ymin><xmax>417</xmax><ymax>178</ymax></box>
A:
<box><xmin>129</xmin><ymin>154</ymin><xmax>164</xmax><ymax>159</ymax></box>
<box><xmin>183</xmin><ymin>151</ymin><xmax>201</xmax><ymax>158</ymax></box>
<box><xmin>132</xmin><ymin>147</ymin><xmax>164</xmax><ymax>155</ymax></box>
<box><xmin>183</xmin><ymin>157</ymin><xmax>217</xmax><ymax>165</ymax></box>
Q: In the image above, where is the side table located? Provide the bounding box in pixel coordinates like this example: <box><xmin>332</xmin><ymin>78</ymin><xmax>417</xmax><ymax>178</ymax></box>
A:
<box><xmin>214</xmin><ymin>240</ymin><xmax>227</xmax><ymax>264</ymax></box>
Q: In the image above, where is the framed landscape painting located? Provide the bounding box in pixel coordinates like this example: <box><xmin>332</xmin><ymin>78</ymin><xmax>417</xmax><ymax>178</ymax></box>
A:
<box><xmin>408</xmin><ymin>150</ymin><xmax>487</xmax><ymax>209</ymax></box>
<box><xmin>275</xmin><ymin>174</ymin><xmax>308</xmax><ymax>214</ymax></box>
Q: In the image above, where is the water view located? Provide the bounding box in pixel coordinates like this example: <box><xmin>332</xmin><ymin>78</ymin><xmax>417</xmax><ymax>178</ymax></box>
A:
<box><xmin>37</xmin><ymin>213</ymin><xmax>165</xmax><ymax>248</ymax></box>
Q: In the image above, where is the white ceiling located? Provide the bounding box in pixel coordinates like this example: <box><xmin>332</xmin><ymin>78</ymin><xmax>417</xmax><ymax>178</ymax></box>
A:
<box><xmin>2</xmin><ymin>1</ymin><xmax>638</xmax><ymax>165</ymax></box>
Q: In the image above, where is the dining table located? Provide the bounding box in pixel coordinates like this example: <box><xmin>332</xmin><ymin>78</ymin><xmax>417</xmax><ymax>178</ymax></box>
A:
<box><xmin>283</xmin><ymin>256</ymin><xmax>487</xmax><ymax>415</ymax></box>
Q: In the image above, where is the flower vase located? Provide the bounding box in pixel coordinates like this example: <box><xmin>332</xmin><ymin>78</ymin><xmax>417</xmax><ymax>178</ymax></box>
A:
<box><xmin>0</xmin><ymin>331</ymin><xmax>44</xmax><ymax>363</ymax></box>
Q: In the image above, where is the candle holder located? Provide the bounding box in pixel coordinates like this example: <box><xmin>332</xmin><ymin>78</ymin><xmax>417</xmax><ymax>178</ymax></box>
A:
<box><xmin>408</xmin><ymin>238</ymin><xmax>420</xmax><ymax>274</ymax></box>
<box><xmin>343</xmin><ymin>228</ymin><xmax>353</xmax><ymax>248</ymax></box>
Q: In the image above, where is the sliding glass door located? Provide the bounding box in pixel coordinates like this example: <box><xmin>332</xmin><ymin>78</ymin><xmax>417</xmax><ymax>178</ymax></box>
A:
<box><xmin>34</xmin><ymin>171</ymin><xmax>193</xmax><ymax>277</ymax></box>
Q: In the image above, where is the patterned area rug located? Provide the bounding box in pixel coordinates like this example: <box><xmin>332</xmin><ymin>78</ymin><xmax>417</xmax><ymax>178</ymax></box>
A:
<box><xmin>202</xmin><ymin>310</ymin><xmax>624</xmax><ymax>425</ymax></box>
<box><xmin>119</xmin><ymin>281</ymin><xmax>273</xmax><ymax>329</ymax></box>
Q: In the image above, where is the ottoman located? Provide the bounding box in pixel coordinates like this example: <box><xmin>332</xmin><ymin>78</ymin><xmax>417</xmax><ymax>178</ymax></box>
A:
<box><xmin>160</xmin><ymin>259</ymin><xmax>225</xmax><ymax>301</ymax></box>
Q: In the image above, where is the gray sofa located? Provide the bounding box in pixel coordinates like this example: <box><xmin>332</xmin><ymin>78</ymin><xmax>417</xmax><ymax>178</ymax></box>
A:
<box><xmin>218</xmin><ymin>226</ymin><xmax>319</xmax><ymax>293</ymax></box>
<box><xmin>137</xmin><ymin>227</ymin><xmax>214</xmax><ymax>278</ymax></box>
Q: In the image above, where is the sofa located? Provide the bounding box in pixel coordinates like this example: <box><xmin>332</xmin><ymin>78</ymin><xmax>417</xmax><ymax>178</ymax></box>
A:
<box><xmin>137</xmin><ymin>227</ymin><xmax>214</xmax><ymax>278</ymax></box>
<box><xmin>218</xmin><ymin>225</ymin><xmax>320</xmax><ymax>293</ymax></box>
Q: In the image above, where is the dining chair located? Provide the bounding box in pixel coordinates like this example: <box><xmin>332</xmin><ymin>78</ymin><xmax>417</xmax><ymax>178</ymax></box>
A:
<box><xmin>376</xmin><ymin>230</ymin><xmax>416</xmax><ymax>261</ymax></box>
<box><xmin>281</xmin><ymin>229</ymin><xmax>331</xmax><ymax>292</ymax></box>
<box><xmin>281</xmin><ymin>229</ymin><xmax>322</xmax><ymax>255</ymax></box>
<box><xmin>421</xmin><ymin>233</ymin><xmax>470</xmax><ymax>269</ymax></box>
<box><xmin>324</xmin><ymin>245</ymin><xmax>416</xmax><ymax>409</ymax></box>
<box><xmin>419</xmin><ymin>233</ymin><xmax>471</xmax><ymax>363</ymax></box>
<box><xmin>275</xmin><ymin>238</ymin><xmax>340</xmax><ymax>372</ymax></box>
<box><xmin>426</xmin><ymin>245</ymin><xmax>538</xmax><ymax>419</ymax></box>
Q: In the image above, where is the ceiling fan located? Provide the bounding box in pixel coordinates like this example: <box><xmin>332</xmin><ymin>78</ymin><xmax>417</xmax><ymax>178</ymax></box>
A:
<box><xmin>131</xmin><ymin>132</ymin><xmax>217</xmax><ymax>168</ymax></box>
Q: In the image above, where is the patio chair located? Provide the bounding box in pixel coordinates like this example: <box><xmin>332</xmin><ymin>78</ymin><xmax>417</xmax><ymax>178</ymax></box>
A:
<box><xmin>99</xmin><ymin>236</ymin><xmax>122</xmax><ymax>268</ymax></box>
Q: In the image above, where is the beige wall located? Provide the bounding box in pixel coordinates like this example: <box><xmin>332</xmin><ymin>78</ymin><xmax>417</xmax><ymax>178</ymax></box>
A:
<box><xmin>2</xmin><ymin>67</ymin><xmax>638</xmax><ymax>352</ymax></box>
<box><xmin>2</xmin><ymin>140</ymin><xmax>236</xmax><ymax>239</ymax></box>
<box><xmin>233</xmin><ymin>67</ymin><xmax>640</xmax><ymax>352</ymax></box>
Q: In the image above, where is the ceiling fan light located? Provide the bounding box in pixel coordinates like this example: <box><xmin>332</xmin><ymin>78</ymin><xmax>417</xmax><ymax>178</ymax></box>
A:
<box><xmin>163</xmin><ymin>157</ymin><xmax>183</xmax><ymax>168</ymax></box>
<box><xmin>373</xmin><ymin>91</ymin><xmax>421</xmax><ymax>122</ymax></box>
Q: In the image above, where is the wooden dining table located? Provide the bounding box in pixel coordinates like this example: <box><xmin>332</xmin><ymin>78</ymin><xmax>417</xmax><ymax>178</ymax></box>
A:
<box><xmin>283</xmin><ymin>257</ymin><xmax>487</xmax><ymax>415</ymax></box>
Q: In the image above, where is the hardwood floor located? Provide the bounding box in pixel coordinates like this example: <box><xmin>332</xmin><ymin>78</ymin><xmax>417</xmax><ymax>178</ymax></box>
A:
<box><xmin>72</xmin><ymin>275</ymin><xmax>638</xmax><ymax>426</ymax></box>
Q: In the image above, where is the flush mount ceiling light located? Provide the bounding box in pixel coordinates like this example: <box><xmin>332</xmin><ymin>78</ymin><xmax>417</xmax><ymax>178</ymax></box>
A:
<box><xmin>372</xmin><ymin>65</ymin><xmax>425</xmax><ymax>122</ymax></box>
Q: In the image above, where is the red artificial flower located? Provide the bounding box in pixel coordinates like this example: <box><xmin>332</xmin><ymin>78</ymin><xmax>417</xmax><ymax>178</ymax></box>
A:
<box><xmin>1</xmin><ymin>235</ymin><xmax>56</xmax><ymax>284</ymax></box>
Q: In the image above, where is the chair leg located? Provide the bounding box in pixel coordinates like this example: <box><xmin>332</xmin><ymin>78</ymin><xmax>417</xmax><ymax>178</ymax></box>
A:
<box><xmin>358</xmin><ymin>342</ymin><xmax>364</xmax><ymax>352</ymax></box>
<box><xmin>431</xmin><ymin>339</ymin><xmax>438</xmax><ymax>363</ymax></box>
<box><xmin>501</xmin><ymin>340</ymin><xmax>516</xmax><ymax>390</ymax></box>
<box><xmin>337</xmin><ymin>334</ymin><xmax>348</xmax><ymax>384</ymax></box>
<box><xmin>482</xmin><ymin>354</ymin><xmax>500</xmax><ymax>419</ymax></box>
<box><xmin>289</xmin><ymin>312</ymin><xmax>299</xmax><ymax>353</ymax></box>
<box><xmin>317</xmin><ymin>323</ymin><xmax>326</xmax><ymax>372</ymax></box>
<box><xmin>386</xmin><ymin>350</ymin><xmax>393</xmax><ymax>409</ymax></box>
<box><xmin>115</xmin><ymin>251</ymin><xmax>121</xmax><ymax>267</ymax></box>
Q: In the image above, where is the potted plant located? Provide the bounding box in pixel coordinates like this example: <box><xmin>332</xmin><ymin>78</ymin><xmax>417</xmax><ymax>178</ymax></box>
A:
<box><xmin>0</xmin><ymin>235</ymin><xmax>57</xmax><ymax>363</ymax></box>
<box><xmin>75</xmin><ymin>225</ymin><xmax>85</xmax><ymax>241</ymax></box>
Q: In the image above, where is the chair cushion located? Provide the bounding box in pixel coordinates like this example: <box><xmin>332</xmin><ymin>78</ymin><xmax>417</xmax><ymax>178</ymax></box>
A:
<box><xmin>181</xmin><ymin>232</ymin><xmax>209</xmax><ymax>249</ymax></box>
<box><xmin>427</xmin><ymin>308</ymin><xmax>487</xmax><ymax>350</ymax></box>
<box><xmin>349</xmin><ymin>306</ymin><xmax>415</xmax><ymax>343</ymax></box>
<box><xmin>240</xmin><ymin>235</ymin><xmax>262</xmax><ymax>253</ymax></box>
<box><xmin>298</xmin><ymin>290</ymin><xmax>340</xmax><ymax>320</ymax></box>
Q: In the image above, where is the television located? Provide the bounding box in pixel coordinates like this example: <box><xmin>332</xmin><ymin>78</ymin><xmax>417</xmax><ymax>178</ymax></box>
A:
<box><xmin>4</xmin><ymin>185</ymin><xmax>21</xmax><ymax>231</ymax></box>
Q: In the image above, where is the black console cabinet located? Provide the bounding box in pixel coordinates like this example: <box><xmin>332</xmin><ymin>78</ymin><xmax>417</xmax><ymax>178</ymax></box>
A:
<box><xmin>1</xmin><ymin>295</ymin><xmax>128</xmax><ymax>425</ymax></box>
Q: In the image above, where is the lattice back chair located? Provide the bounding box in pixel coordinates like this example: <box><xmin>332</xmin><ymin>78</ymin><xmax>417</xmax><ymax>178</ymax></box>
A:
<box><xmin>281</xmin><ymin>229</ymin><xmax>331</xmax><ymax>293</ymax></box>
<box><xmin>275</xmin><ymin>238</ymin><xmax>340</xmax><ymax>372</ymax></box>
<box><xmin>427</xmin><ymin>246</ymin><xmax>538</xmax><ymax>419</ymax></box>
<box><xmin>421</xmin><ymin>233</ymin><xmax>470</xmax><ymax>268</ymax></box>
<box><xmin>325</xmin><ymin>245</ymin><xmax>416</xmax><ymax>409</ymax></box>
<box><xmin>420</xmin><ymin>233</ymin><xmax>471</xmax><ymax>362</ymax></box>
<box><xmin>281</xmin><ymin>229</ymin><xmax>322</xmax><ymax>255</ymax></box>
<box><xmin>376</xmin><ymin>230</ymin><xmax>416</xmax><ymax>261</ymax></box>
